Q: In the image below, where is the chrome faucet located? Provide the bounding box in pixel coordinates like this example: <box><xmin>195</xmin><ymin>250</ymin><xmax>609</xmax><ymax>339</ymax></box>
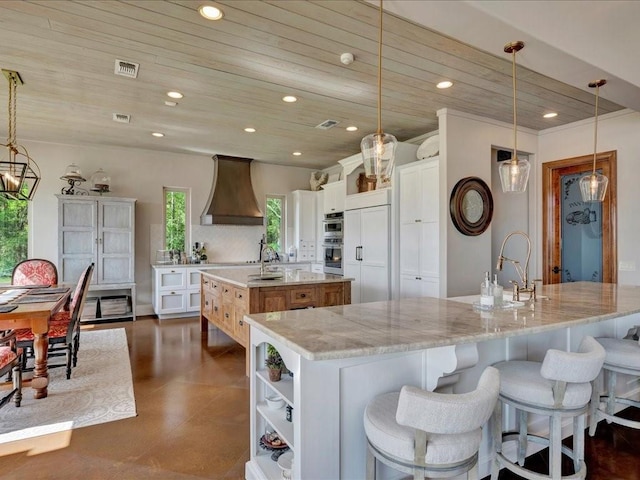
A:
<box><xmin>260</xmin><ymin>244</ymin><xmax>279</xmax><ymax>274</ymax></box>
<box><xmin>496</xmin><ymin>231</ymin><xmax>536</xmax><ymax>302</ymax></box>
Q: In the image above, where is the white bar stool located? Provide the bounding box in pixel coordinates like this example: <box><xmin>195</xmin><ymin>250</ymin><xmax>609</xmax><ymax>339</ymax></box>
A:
<box><xmin>491</xmin><ymin>336</ymin><xmax>605</xmax><ymax>480</ymax></box>
<box><xmin>363</xmin><ymin>366</ymin><xmax>500</xmax><ymax>479</ymax></box>
<box><xmin>589</xmin><ymin>333</ymin><xmax>640</xmax><ymax>434</ymax></box>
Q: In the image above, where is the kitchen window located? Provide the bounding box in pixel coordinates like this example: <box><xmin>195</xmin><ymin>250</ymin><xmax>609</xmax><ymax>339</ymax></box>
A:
<box><xmin>266</xmin><ymin>195</ymin><xmax>285</xmax><ymax>253</ymax></box>
<box><xmin>164</xmin><ymin>187</ymin><xmax>190</xmax><ymax>254</ymax></box>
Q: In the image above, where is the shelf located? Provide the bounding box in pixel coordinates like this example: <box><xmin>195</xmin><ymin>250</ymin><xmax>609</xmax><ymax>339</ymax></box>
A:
<box><xmin>252</xmin><ymin>453</ymin><xmax>284</xmax><ymax>480</ymax></box>
<box><xmin>257</xmin><ymin>403</ymin><xmax>294</xmax><ymax>449</ymax></box>
<box><xmin>256</xmin><ymin>369</ymin><xmax>294</xmax><ymax>404</ymax></box>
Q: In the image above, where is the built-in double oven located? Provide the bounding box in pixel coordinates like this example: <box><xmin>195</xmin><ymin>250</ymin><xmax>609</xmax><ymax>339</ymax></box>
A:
<box><xmin>322</xmin><ymin>212</ymin><xmax>344</xmax><ymax>275</ymax></box>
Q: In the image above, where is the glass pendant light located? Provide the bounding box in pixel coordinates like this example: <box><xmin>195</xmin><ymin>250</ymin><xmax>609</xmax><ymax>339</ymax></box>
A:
<box><xmin>499</xmin><ymin>41</ymin><xmax>530</xmax><ymax>193</ymax></box>
<box><xmin>360</xmin><ymin>0</ymin><xmax>397</xmax><ymax>187</ymax></box>
<box><xmin>579</xmin><ymin>80</ymin><xmax>608</xmax><ymax>202</ymax></box>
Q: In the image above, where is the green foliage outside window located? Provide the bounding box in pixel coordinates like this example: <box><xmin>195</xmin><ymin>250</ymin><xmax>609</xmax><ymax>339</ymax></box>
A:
<box><xmin>165</xmin><ymin>190</ymin><xmax>186</xmax><ymax>252</ymax></box>
<box><xmin>266</xmin><ymin>197</ymin><xmax>282</xmax><ymax>252</ymax></box>
<box><xmin>0</xmin><ymin>196</ymin><xmax>28</xmax><ymax>282</ymax></box>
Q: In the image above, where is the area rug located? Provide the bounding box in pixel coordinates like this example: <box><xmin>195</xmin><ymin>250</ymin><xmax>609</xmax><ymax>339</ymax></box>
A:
<box><xmin>0</xmin><ymin>328</ymin><xmax>136</xmax><ymax>444</ymax></box>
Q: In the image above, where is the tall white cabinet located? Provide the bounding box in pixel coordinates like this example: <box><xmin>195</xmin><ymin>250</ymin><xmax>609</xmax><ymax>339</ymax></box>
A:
<box><xmin>57</xmin><ymin>195</ymin><xmax>136</xmax><ymax>321</ymax></box>
<box><xmin>397</xmin><ymin>158</ymin><xmax>441</xmax><ymax>298</ymax></box>
<box><xmin>344</xmin><ymin>199</ymin><xmax>390</xmax><ymax>304</ymax></box>
<box><xmin>291</xmin><ymin>190</ymin><xmax>317</xmax><ymax>262</ymax></box>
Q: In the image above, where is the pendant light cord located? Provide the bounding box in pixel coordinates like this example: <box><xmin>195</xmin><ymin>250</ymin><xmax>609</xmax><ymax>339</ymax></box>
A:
<box><xmin>511</xmin><ymin>47</ymin><xmax>518</xmax><ymax>164</ymax></box>
<box><xmin>592</xmin><ymin>84</ymin><xmax>599</xmax><ymax>175</ymax></box>
<box><xmin>376</xmin><ymin>0</ymin><xmax>383</xmax><ymax>135</ymax></box>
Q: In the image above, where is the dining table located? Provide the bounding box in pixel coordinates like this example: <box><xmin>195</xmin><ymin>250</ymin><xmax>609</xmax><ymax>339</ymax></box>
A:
<box><xmin>0</xmin><ymin>286</ymin><xmax>70</xmax><ymax>399</ymax></box>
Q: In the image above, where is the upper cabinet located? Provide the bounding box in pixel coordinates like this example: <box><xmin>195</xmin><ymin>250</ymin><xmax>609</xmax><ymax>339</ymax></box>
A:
<box><xmin>57</xmin><ymin>195</ymin><xmax>136</xmax><ymax>285</ymax></box>
<box><xmin>322</xmin><ymin>181</ymin><xmax>346</xmax><ymax>214</ymax></box>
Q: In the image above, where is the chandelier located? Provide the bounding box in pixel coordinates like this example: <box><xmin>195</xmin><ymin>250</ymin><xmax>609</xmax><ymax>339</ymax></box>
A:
<box><xmin>0</xmin><ymin>70</ymin><xmax>40</xmax><ymax>200</ymax></box>
<box><xmin>360</xmin><ymin>0</ymin><xmax>397</xmax><ymax>188</ymax></box>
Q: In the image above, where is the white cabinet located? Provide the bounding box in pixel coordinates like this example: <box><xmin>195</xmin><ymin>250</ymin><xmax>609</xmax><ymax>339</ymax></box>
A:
<box><xmin>344</xmin><ymin>205</ymin><xmax>390</xmax><ymax>303</ymax></box>
<box><xmin>58</xmin><ymin>195</ymin><xmax>136</xmax><ymax>321</ymax></box>
<box><xmin>398</xmin><ymin>158</ymin><xmax>441</xmax><ymax>298</ymax></box>
<box><xmin>152</xmin><ymin>266</ymin><xmax>201</xmax><ymax>319</ymax></box>
<box><xmin>292</xmin><ymin>190</ymin><xmax>316</xmax><ymax>262</ymax></box>
<box><xmin>322</xmin><ymin>180</ymin><xmax>345</xmax><ymax>214</ymax></box>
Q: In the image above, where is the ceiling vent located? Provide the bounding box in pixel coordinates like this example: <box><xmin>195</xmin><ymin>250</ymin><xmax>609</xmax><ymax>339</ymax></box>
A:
<box><xmin>315</xmin><ymin>119</ymin><xmax>340</xmax><ymax>130</ymax></box>
<box><xmin>114</xmin><ymin>59</ymin><xmax>139</xmax><ymax>79</ymax></box>
<box><xmin>112</xmin><ymin>113</ymin><xmax>131</xmax><ymax>124</ymax></box>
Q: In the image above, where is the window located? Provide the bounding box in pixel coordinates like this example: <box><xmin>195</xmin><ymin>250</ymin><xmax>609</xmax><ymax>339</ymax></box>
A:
<box><xmin>265</xmin><ymin>195</ymin><xmax>285</xmax><ymax>253</ymax></box>
<box><xmin>164</xmin><ymin>187</ymin><xmax>190</xmax><ymax>254</ymax></box>
<box><xmin>0</xmin><ymin>197</ymin><xmax>28</xmax><ymax>283</ymax></box>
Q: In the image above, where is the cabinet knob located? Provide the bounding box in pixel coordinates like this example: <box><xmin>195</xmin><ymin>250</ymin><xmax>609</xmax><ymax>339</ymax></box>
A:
<box><xmin>225</xmin><ymin>313</ymin><xmax>230</xmax><ymax>318</ymax></box>
<box><xmin>213</xmin><ymin>284</ymin><xmax>217</xmax><ymax>289</ymax></box>
<box><xmin>205</xmin><ymin>301</ymin><xmax>209</xmax><ymax>306</ymax></box>
<box><xmin>171</xmin><ymin>291</ymin><xmax>176</xmax><ymax>294</ymax></box>
<box><xmin>171</xmin><ymin>270</ymin><xmax>175</xmax><ymax>273</ymax></box>
<box><xmin>300</xmin><ymin>293</ymin><xmax>306</xmax><ymax>298</ymax></box>
<box><xmin>238</xmin><ymin>293</ymin><xmax>242</xmax><ymax>298</ymax></box>
<box><xmin>214</xmin><ymin>306</ymin><xmax>218</xmax><ymax>312</ymax></box>
<box><xmin>415</xmin><ymin>219</ymin><xmax>421</xmax><ymax>223</ymax></box>
<box><xmin>239</xmin><ymin>319</ymin><xmax>244</xmax><ymax>326</ymax></box>
<box><xmin>224</xmin><ymin>288</ymin><xmax>228</xmax><ymax>293</ymax></box>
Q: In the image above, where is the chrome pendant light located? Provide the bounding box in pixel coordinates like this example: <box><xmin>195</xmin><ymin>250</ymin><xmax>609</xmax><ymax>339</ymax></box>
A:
<box><xmin>360</xmin><ymin>0</ymin><xmax>397</xmax><ymax>187</ymax></box>
<box><xmin>499</xmin><ymin>41</ymin><xmax>530</xmax><ymax>193</ymax></box>
<box><xmin>579</xmin><ymin>80</ymin><xmax>608</xmax><ymax>202</ymax></box>
<box><xmin>0</xmin><ymin>69</ymin><xmax>40</xmax><ymax>201</ymax></box>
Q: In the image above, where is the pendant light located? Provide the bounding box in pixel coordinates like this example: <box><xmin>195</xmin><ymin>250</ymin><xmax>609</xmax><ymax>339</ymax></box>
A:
<box><xmin>579</xmin><ymin>80</ymin><xmax>608</xmax><ymax>202</ymax></box>
<box><xmin>0</xmin><ymin>70</ymin><xmax>40</xmax><ymax>200</ymax></box>
<box><xmin>360</xmin><ymin>0</ymin><xmax>397</xmax><ymax>187</ymax></box>
<box><xmin>499</xmin><ymin>41</ymin><xmax>530</xmax><ymax>193</ymax></box>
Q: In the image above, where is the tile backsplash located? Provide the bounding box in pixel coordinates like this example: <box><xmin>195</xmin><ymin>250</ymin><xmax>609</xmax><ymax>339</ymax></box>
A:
<box><xmin>150</xmin><ymin>224</ymin><xmax>264</xmax><ymax>264</ymax></box>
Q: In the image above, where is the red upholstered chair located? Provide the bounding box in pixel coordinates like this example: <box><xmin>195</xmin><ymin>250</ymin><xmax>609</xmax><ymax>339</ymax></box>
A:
<box><xmin>50</xmin><ymin>263</ymin><xmax>94</xmax><ymax>326</ymax></box>
<box><xmin>0</xmin><ymin>330</ymin><xmax>23</xmax><ymax>408</ymax></box>
<box><xmin>16</xmin><ymin>263</ymin><xmax>94</xmax><ymax>380</ymax></box>
<box><xmin>11</xmin><ymin>259</ymin><xmax>58</xmax><ymax>286</ymax></box>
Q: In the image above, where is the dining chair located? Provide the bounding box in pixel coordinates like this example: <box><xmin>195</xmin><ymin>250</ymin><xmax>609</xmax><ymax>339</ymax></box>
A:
<box><xmin>11</xmin><ymin>258</ymin><xmax>58</xmax><ymax>286</ymax></box>
<box><xmin>16</xmin><ymin>263</ymin><xmax>94</xmax><ymax>380</ymax></box>
<box><xmin>364</xmin><ymin>366</ymin><xmax>500</xmax><ymax>479</ymax></box>
<box><xmin>0</xmin><ymin>330</ymin><xmax>23</xmax><ymax>408</ymax></box>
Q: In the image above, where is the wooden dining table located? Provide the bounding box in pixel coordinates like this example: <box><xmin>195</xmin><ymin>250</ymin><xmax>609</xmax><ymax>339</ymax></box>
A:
<box><xmin>0</xmin><ymin>288</ymin><xmax>70</xmax><ymax>399</ymax></box>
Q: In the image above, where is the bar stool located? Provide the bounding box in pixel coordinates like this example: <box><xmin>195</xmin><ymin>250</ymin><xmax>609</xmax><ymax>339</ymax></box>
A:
<box><xmin>363</xmin><ymin>366</ymin><xmax>500</xmax><ymax>480</ymax></box>
<box><xmin>589</xmin><ymin>334</ymin><xmax>640</xmax><ymax>435</ymax></box>
<box><xmin>491</xmin><ymin>336</ymin><xmax>605</xmax><ymax>480</ymax></box>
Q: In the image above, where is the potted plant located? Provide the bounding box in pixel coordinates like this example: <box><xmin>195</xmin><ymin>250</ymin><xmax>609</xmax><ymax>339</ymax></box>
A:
<box><xmin>265</xmin><ymin>344</ymin><xmax>284</xmax><ymax>382</ymax></box>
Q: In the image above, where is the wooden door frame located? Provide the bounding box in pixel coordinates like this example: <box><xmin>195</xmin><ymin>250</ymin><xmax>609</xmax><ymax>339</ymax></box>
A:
<box><xmin>542</xmin><ymin>151</ymin><xmax>617</xmax><ymax>284</ymax></box>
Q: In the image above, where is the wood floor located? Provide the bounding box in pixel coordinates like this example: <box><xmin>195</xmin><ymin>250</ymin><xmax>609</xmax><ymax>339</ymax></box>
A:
<box><xmin>0</xmin><ymin>317</ymin><xmax>638</xmax><ymax>479</ymax></box>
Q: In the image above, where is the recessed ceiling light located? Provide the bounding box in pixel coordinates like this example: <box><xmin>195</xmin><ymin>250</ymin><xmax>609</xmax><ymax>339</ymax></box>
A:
<box><xmin>292</xmin><ymin>151</ymin><xmax>302</xmax><ymax>156</ymax></box>
<box><xmin>543</xmin><ymin>112</ymin><xmax>558</xmax><ymax>118</ymax></box>
<box><xmin>346</xmin><ymin>126</ymin><xmax>358</xmax><ymax>132</ymax></box>
<box><xmin>164</xmin><ymin>101</ymin><xmax>178</xmax><ymax>107</ymax></box>
<box><xmin>167</xmin><ymin>91</ymin><xmax>183</xmax><ymax>99</ymax></box>
<box><xmin>282</xmin><ymin>95</ymin><xmax>297</xmax><ymax>103</ymax></box>
<box><xmin>152</xmin><ymin>132</ymin><xmax>165</xmax><ymax>137</ymax></box>
<box><xmin>436</xmin><ymin>81</ymin><xmax>453</xmax><ymax>89</ymax></box>
<box><xmin>244</xmin><ymin>127</ymin><xmax>256</xmax><ymax>133</ymax></box>
<box><xmin>198</xmin><ymin>4</ymin><xmax>224</xmax><ymax>20</ymax></box>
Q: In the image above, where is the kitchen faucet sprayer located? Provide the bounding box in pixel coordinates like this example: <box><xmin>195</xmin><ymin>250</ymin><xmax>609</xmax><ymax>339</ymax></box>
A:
<box><xmin>496</xmin><ymin>230</ymin><xmax>537</xmax><ymax>302</ymax></box>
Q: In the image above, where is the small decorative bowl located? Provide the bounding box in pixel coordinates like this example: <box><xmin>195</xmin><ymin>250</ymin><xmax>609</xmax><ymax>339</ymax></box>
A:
<box><xmin>265</xmin><ymin>395</ymin><xmax>285</xmax><ymax>410</ymax></box>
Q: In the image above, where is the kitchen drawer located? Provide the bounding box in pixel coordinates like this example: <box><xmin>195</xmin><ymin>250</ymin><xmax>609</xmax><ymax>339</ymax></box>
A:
<box><xmin>221</xmin><ymin>283</ymin><xmax>233</xmax><ymax>302</ymax></box>
<box><xmin>157</xmin><ymin>268</ymin><xmax>186</xmax><ymax>290</ymax></box>
<box><xmin>289</xmin><ymin>287</ymin><xmax>315</xmax><ymax>307</ymax></box>
<box><xmin>222</xmin><ymin>301</ymin><xmax>234</xmax><ymax>332</ymax></box>
<box><xmin>234</xmin><ymin>287</ymin><xmax>248</xmax><ymax>309</ymax></box>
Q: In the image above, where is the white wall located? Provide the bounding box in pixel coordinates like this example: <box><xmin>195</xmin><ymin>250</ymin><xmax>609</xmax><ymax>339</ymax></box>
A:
<box><xmin>537</xmin><ymin>108</ymin><xmax>640</xmax><ymax>285</ymax></box>
<box><xmin>438</xmin><ymin>109</ymin><xmax>538</xmax><ymax>297</ymax></box>
<box><xmin>25</xmin><ymin>139</ymin><xmax>316</xmax><ymax>313</ymax></box>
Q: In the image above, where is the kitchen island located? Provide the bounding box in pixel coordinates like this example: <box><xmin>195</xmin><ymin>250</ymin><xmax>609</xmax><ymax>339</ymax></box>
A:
<box><xmin>244</xmin><ymin>282</ymin><xmax>640</xmax><ymax>480</ymax></box>
<box><xmin>200</xmin><ymin>267</ymin><xmax>352</xmax><ymax>372</ymax></box>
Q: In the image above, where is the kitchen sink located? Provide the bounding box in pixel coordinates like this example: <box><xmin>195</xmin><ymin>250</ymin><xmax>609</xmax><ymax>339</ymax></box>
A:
<box><xmin>247</xmin><ymin>272</ymin><xmax>284</xmax><ymax>281</ymax></box>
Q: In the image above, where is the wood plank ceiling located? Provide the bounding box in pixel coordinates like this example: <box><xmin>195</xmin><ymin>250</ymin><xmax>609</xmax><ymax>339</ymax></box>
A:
<box><xmin>0</xmin><ymin>0</ymin><xmax>624</xmax><ymax>169</ymax></box>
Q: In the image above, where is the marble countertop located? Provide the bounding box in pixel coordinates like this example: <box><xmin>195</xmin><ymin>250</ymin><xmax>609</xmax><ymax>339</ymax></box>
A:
<box><xmin>244</xmin><ymin>282</ymin><xmax>640</xmax><ymax>360</ymax></box>
<box><xmin>152</xmin><ymin>261</ymin><xmax>312</xmax><ymax>268</ymax></box>
<box><xmin>200</xmin><ymin>267</ymin><xmax>353</xmax><ymax>288</ymax></box>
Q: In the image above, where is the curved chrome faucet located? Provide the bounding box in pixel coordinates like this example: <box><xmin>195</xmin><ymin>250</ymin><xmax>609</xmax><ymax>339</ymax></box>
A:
<box><xmin>496</xmin><ymin>231</ymin><xmax>535</xmax><ymax>301</ymax></box>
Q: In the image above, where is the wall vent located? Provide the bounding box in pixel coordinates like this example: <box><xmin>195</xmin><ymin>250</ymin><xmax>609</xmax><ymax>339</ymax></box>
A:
<box><xmin>315</xmin><ymin>119</ymin><xmax>340</xmax><ymax>130</ymax></box>
<box><xmin>112</xmin><ymin>113</ymin><xmax>131</xmax><ymax>124</ymax></box>
<box><xmin>114</xmin><ymin>59</ymin><xmax>139</xmax><ymax>78</ymax></box>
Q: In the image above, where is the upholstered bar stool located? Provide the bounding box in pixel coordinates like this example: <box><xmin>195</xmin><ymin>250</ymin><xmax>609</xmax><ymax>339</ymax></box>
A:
<box><xmin>364</xmin><ymin>366</ymin><xmax>500</xmax><ymax>480</ymax></box>
<box><xmin>491</xmin><ymin>336</ymin><xmax>605</xmax><ymax>480</ymax></box>
<box><xmin>589</xmin><ymin>334</ymin><xmax>640</xmax><ymax>435</ymax></box>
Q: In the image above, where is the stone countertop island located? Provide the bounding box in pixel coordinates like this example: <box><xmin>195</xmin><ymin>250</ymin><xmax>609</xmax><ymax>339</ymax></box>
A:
<box><xmin>243</xmin><ymin>282</ymin><xmax>640</xmax><ymax>480</ymax></box>
<box><xmin>199</xmin><ymin>267</ymin><xmax>353</xmax><ymax>375</ymax></box>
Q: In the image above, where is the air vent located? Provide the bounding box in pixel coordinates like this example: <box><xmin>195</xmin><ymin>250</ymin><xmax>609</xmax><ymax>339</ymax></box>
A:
<box><xmin>112</xmin><ymin>113</ymin><xmax>131</xmax><ymax>124</ymax></box>
<box><xmin>114</xmin><ymin>59</ymin><xmax>139</xmax><ymax>78</ymax></box>
<box><xmin>315</xmin><ymin>119</ymin><xmax>340</xmax><ymax>130</ymax></box>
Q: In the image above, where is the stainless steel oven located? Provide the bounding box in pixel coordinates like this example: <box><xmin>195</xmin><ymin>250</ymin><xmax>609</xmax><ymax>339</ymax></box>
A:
<box><xmin>322</xmin><ymin>240</ymin><xmax>343</xmax><ymax>275</ymax></box>
<box><xmin>323</xmin><ymin>212</ymin><xmax>344</xmax><ymax>239</ymax></box>
<box><xmin>323</xmin><ymin>212</ymin><xmax>344</xmax><ymax>274</ymax></box>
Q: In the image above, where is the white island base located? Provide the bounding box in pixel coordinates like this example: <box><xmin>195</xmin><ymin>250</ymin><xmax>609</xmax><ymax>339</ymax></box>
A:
<box><xmin>244</xmin><ymin>283</ymin><xmax>640</xmax><ymax>479</ymax></box>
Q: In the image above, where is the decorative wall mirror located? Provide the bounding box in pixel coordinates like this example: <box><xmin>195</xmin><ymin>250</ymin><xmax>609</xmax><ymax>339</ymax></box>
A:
<box><xmin>450</xmin><ymin>176</ymin><xmax>494</xmax><ymax>236</ymax></box>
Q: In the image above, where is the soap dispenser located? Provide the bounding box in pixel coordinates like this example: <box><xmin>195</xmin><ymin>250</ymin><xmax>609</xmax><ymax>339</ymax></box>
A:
<box><xmin>480</xmin><ymin>271</ymin><xmax>494</xmax><ymax>307</ymax></box>
<box><xmin>493</xmin><ymin>274</ymin><xmax>503</xmax><ymax>307</ymax></box>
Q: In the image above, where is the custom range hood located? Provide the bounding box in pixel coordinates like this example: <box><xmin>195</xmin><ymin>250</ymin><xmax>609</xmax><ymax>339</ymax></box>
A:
<box><xmin>201</xmin><ymin>155</ymin><xmax>264</xmax><ymax>226</ymax></box>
